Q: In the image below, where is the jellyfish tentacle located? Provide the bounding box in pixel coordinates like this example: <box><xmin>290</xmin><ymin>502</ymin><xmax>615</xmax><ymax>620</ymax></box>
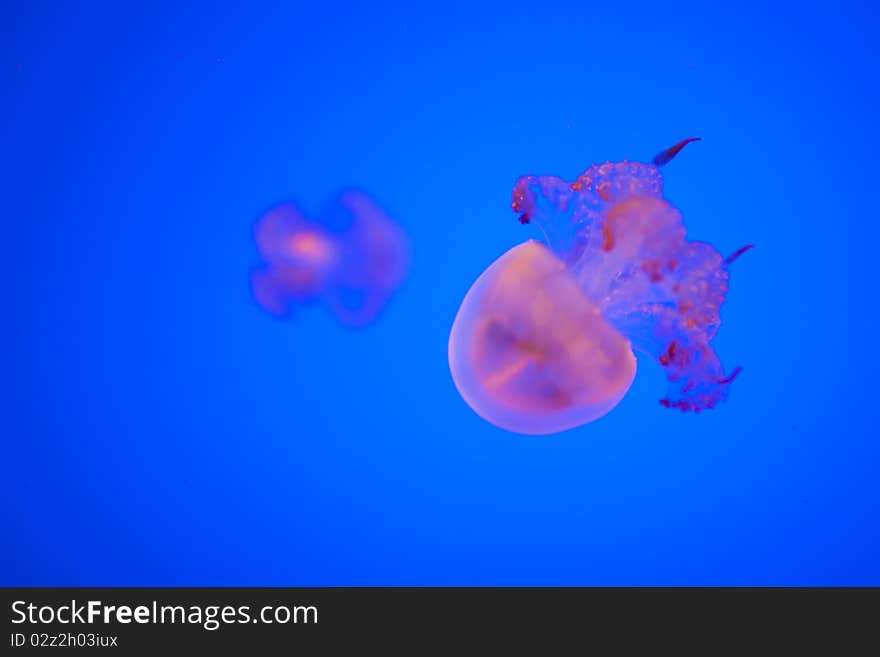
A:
<box><xmin>718</xmin><ymin>366</ymin><xmax>742</xmax><ymax>385</ymax></box>
<box><xmin>651</xmin><ymin>137</ymin><xmax>702</xmax><ymax>166</ymax></box>
<box><xmin>724</xmin><ymin>243</ymin><xmax>754</xmax><ymax>265</ymax></box>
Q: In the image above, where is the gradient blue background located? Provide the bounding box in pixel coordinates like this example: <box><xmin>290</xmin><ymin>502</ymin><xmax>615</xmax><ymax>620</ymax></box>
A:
<box><xmin>8</xmin><ymin>1</ymin><xmax>878</xmax><ymax>585</ymax></box>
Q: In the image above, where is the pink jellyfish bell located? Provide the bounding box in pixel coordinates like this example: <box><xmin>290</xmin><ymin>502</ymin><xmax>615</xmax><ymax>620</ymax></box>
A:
<box><xmin>448</xmin><ymin>240</ymin><xmax>637</xmax><ymax>435</ymax></box>
<box><xmin>449</xmin><ymin>139</ymin><xmax>750</xmax><ymax>435</ymax></box>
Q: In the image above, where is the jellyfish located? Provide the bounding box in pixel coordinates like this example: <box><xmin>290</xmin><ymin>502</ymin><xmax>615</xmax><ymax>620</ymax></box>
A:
<box><xmin>251</xmin><ymin>190</ymin><xmax>410</xmax><ymax>327</ymax></box>
<box><xmin>448</xmin><ymin>139</ymin><xmax>750</xmax><ymax>435</ymax></box>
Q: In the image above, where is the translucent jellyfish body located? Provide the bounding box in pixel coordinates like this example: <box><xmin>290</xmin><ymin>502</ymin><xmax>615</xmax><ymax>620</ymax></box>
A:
<box><xmin>251</xmin><ymin>191</ymin><xmax>410</xmax><ymax>327</ymax></box>
<box><xmin>449</xmin><ymin>140</ymin><xmax>749</xmax><ymax>434</ymax></box>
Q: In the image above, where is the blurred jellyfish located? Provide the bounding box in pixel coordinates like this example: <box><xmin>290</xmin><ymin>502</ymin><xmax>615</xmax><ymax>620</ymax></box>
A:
<box><xmin>251</xmin><ymin>191</ymin><xmax>410</xmax><ymax>327</ymax></box>
<box><xmin>449</xmin><ymin>139</ymin><xmax>750</xmax><ymax>435</ymax></box>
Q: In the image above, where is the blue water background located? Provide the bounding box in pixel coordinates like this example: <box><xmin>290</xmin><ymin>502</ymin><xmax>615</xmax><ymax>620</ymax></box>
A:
<box><xmin>7</xmin><ymin>1</ymin><xmax>878</xmax><ymax>584</ymax></box>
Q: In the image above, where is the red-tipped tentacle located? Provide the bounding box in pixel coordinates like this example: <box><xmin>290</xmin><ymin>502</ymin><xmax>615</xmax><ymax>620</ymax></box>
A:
<box><xmin>651</xmin><ymin>137</ymin><xmax>702</xmax><ymax>166</ymax></box>
<box><xmin>718</xmin><ymin>366</ymin><xmax>742</xmax><ymax>385</ymax></box>
<box><xmin>724</xmin><ymin>244</ymin><xmax>754</xmax><ymax>266</ymax></box>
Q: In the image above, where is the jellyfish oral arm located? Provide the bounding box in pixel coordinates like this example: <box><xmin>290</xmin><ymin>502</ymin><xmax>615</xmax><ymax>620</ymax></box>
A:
<box><xmin>510</xmin><ymin>146</ymin><xmax>747</xmax><ymax>418</ymax></box>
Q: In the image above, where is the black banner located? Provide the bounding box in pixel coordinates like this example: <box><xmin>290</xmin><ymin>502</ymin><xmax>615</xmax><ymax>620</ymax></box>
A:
<box><xmin>2</xmin><ymin>588</ymin><xmax>877</xmax><ymax>652</ymax></box>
